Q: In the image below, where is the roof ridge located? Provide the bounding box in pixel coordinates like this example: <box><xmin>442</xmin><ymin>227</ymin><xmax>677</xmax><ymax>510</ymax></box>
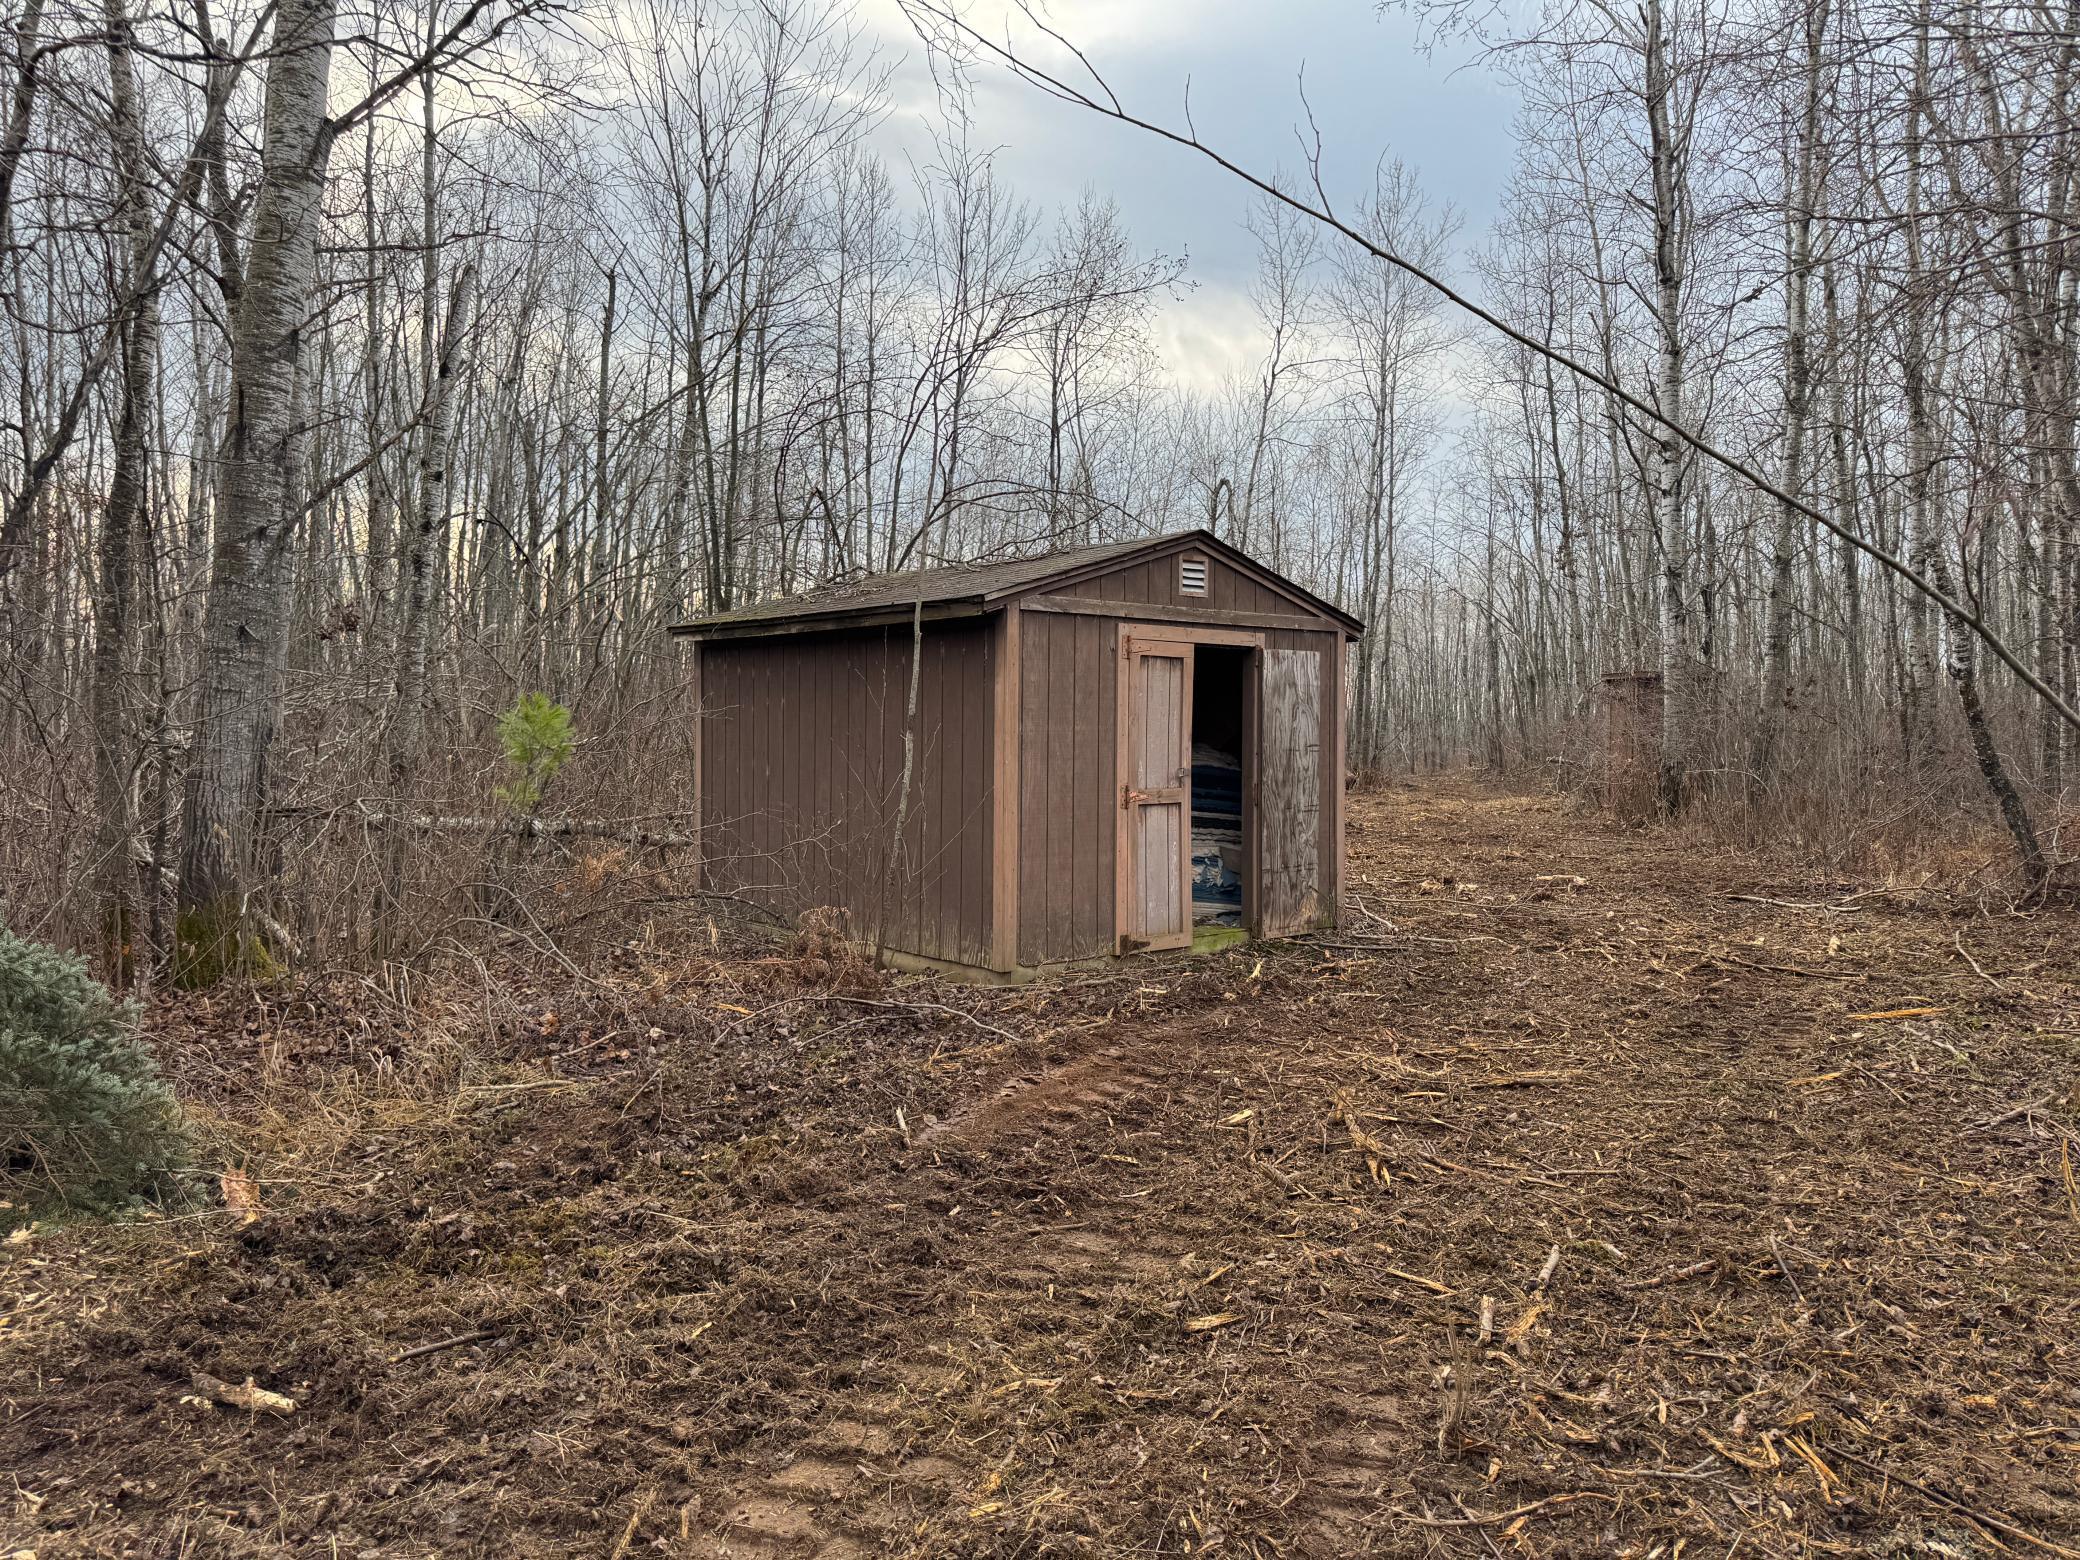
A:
<box><xmin>670</xmin><ymin>530</ymin><xmax>1207</xmax><ymax>632</ymax></box>
<box><xmin>667</xmin><ymin>528</ymin><xmax>1363</xmax><ymax>638</ymax></box>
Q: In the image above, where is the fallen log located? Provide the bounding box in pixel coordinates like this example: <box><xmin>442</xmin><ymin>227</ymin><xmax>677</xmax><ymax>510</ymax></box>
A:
<box><xmin>270</xmin><ymin>803</ymin><xmax>698</xmax><ymax>852</ymax></box>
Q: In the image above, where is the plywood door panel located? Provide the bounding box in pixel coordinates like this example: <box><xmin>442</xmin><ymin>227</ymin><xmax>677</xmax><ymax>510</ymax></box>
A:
<box><xmin>1259</xmin><ymin>644</ymin><xmax>1324</xmax><ymax>937</ymax></box>
<box><xmin>1116</xmin><ymin>633</ymin><xmax>1194</xmax><ymax>952</ymax></box>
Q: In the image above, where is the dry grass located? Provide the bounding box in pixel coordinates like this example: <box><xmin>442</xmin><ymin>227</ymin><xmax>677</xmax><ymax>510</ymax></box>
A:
<box><xmin>4</xmin><ymin>776</ymin><xmax>2077</xmax><ymax>1558</ymax></box>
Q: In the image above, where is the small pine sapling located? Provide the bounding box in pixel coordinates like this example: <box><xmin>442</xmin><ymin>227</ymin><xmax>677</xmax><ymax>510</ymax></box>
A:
<box><xmin>480</xmin><ymin>695</ymin><xmax>577</xmax><ymax>921</ymax></box>
<box><xmin>494</xmin><ymin>693</ymin><xmax>575</xmax><ymax>815</ymax></box>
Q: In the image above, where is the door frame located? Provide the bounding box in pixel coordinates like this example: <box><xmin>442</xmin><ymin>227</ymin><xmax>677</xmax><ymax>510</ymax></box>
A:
<box><xmin>1114</xmin><ymin>623</ymin><xmax>1266</xmax><ymax>954</ymax></box>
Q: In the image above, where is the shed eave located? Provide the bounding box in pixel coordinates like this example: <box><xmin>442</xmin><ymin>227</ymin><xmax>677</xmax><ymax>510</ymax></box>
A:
<box><xmin>667</xmin><ymin>596</ymin><xmax>994</xmax><ymax>642</ymax></box>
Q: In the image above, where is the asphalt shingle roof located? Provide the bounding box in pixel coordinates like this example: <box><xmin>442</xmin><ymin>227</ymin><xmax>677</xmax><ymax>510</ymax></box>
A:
<box><xmin>669</xmin><ymin>533</ymin><xmax>1188</xmax><ymax>634</ymax></box>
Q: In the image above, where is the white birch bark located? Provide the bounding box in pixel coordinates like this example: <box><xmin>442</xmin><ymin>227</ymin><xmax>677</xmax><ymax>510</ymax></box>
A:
<box><xmin>176</xmin><ymin>0</ymin><xmax>338</xmax><ymax>970</ymax></box>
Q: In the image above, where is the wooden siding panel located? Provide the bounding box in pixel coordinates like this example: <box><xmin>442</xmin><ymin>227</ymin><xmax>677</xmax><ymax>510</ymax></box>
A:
<box><xmin>991</xmin><ymin>606</ymin><xmax>1022</xmax><ymax>970</ymax></box>
<box><xmin>939</xmin><ymin>640</ymin><xmax>957</xmax><ymax>960</ymax></box>
<box><xmin>695</xmin><ymin>620</ymin><xmax>997</xmax><ymax>966</ymax></box>
<box><xmin>840</xmin><ymin>641</ymin><xmax>862</xmax><ymax>918</ymax></box>
<box><xmin>700</xmin><ymin>653</ymin><xmax>727</xmax><ymax>894</ymax></box>
<box><xmin>782</xmin><ymin>644</ymin><xmax>799</xmax><ymax>897</ymax></box>
<box><xmin>809</xmin><ymin>642</ymin><xmax>830</xmax><ymax>905</ymax></box>
<box><xmin>1071</xmin><ymin>618</ymin><xmax>1104</xmax><ymax>955</ymax></box>
<box><xmin>922</xmin><ymin>631</ymin><xmax>944</xmax><ymax>958</ymax></box>
<box><xmin>737</xmin><ymin>650</ymin><xmax>759</xmax><ymax>889</ymax></box>
<box><xmin>976</xmin><ymin>639</ymin><xmax>995</xmax><ymax>963</ymax></box>
<box><xmin>1017</xmin><ymin>610</ymin><xmax>1117</xmax><ymax>966</ymax></box>
<box><xmin>896</xmin><ymin>626</ymin><xmax>921</xmax><ymax>956</ymax></box>
<box><xmin>957</xmin><ymin>632</ymin><xmax>981</xmax><ymax>965</ymax></box>
<box><xmin>1328</xmin><ymin>634</ymin><xmax>1346</xmax><ymax>920</ymax></box>
<box><xmin>866</xmin><ymin>628</ymin><xmax>892</xmax><ymax>936</ymax></box>
<box><xmin>1093</xmin><ymin>621</ymin><xmax>1118</xmax><ymax>949</ymax></box>
<box><xmin>1054</xmin><ymin>548</ymin><xmax>1336</xmax><ymax>625</ymax></box>
<box><xmin>1045</xmin><ymin>616</ymin><xmax>1074</xmax><ymax>956</ymax></box>
<box><xmin>966</xmin><ymin>637</ymin><xmax>995</xmax><ymax>963</ymax></box>
<box><xmin>887</xmin><ymin>626</ymin><xmax>910</xmax><ymax>955</ymax></box>
<box><xmin>763</xmin><ymin>647</ymin><xmax>781</xmax><ymax>888</ymax></box>
<box><xmin>1018</xmin><ymin>618</ymin><xmax>1049</xmax><ymax>965</ymax></box>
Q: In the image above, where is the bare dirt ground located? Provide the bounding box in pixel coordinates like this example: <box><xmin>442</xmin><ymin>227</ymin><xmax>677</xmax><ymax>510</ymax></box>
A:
<box><xmin>5</xmin><ymin>779</ymin><xmax>2079</xmax><ymax>1558</ymax></box>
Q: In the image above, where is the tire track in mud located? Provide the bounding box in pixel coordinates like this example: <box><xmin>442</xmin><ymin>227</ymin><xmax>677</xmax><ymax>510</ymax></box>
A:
<box><xmin>682</xmin><ymin>1032</ymin><xmax>1206</xmax><ymax>1556</ymax></box>
<box><xmin>684</xmin><ymin>1018</ymin><xmax>1435</xmax><ymax>1556</ymax></box>
<box><xmin>916</xmin><ymin>1043</ymin><xmax>1170</xmax><ymax>1152</ymax></box>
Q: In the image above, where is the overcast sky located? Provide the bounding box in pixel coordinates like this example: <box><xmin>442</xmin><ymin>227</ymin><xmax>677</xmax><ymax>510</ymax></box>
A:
<box><xmin>854</xmin><ymin>0</ymin><xmax>1521</xmax><ymax>391</ymax></box>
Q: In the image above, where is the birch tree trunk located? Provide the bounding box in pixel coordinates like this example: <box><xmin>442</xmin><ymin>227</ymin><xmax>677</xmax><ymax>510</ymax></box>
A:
<box><xmin>1899</xmin><ymin>11</ymin><xmax>1940</xmax><ymax>770</ymax></box>
<box><xmin>1901</xmin><ymin>0</ymin><xmax>2047</xmax><ymax>887</ymax></box>
<box><xmin>1642</xmin><ymin>0</ymin><xmax>1696</xmax><ymax>812</ymax></box>
<box><xmin>176</xmin><ymin>0</ymin><xmax>337</xmax><ymax>978</ymax></box>
<box><xmin>1751</xmin><ymin>0</ymin><xmax>1827</xmax><ymax>794</ymax></box>
<box><xmin>380</xmin><ymin>261</ymin><xmax>477</xmax><ymax>939</ymax></box>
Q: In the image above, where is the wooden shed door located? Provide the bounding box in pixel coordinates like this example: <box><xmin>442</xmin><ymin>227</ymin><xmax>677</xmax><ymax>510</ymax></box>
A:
<box><xmin>1258</xmin><ymin>646</ymin><xmax>1324</xmax><ymax>937</ymax></box>
<box><xmin>1117</xmin><ymin>634</ymin><xmax>1194</xmax><ymax>952</ymax></box>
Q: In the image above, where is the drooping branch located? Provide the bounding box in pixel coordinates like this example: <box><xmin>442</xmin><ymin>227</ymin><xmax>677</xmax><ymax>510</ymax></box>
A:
<box><xmin>898</xmin><ymin>0</ymin><xmax>2080</xmax><ymax>736</ymax></box>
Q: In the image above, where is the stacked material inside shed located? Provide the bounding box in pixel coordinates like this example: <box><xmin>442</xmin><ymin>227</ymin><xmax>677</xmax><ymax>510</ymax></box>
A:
<box><xmin>1191</xmin><ymin>742</ymin><xmax>1243</xmax><ymax>923</ymax></box>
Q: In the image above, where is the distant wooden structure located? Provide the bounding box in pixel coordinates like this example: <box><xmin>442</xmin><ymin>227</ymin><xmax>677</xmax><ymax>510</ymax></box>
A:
<box><xmin>670</xmin><ymin>530</ymin><xmax>1364</xmax><ymax>978</ymax></box>
<box><xmin>1602</xmin><ymin>671</ymin><xmax>1663</xmax><ymax>822</ymax></box>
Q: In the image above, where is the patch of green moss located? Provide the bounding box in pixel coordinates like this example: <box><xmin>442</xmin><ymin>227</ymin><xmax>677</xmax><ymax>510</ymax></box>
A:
<box><xmin>171</xmin><ymin>899</ymin><xmax>283</xmax><ymax>988</ymax></box>
<box><xmin>1191</xmin><ymin>924</ymin><xmax>1252</xmax><ymax>956</ymax></box>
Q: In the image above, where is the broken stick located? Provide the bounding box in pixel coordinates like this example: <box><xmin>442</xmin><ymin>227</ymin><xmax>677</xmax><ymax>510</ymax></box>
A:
<box><xmin>1533</xmin><ymin>1244</ymin><xmax>1561</xmax><ymax>1290</ymax></box>
<box><xmin>1622</xmin><ymin>1258</ymin><xmax>1719</xmax><ymax>1291</ymax></box>
<box><xmin>189</xmin><ymin>1372</ymin><xmax>296</xmax><ymax>1415</ymax></box>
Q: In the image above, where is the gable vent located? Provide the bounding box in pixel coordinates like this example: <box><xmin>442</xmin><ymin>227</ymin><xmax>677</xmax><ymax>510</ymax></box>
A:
<box><xmin>1179</xmin><ymin>555</ymin><xmax>1209</xmax><ymax>597</ymax></box>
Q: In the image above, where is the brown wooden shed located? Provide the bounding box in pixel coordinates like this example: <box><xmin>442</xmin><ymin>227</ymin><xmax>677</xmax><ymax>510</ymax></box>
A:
<box><xmin>670</xmin><ymin>529</ymin><xmax>1363</xmax><ymax>978</ymax></box>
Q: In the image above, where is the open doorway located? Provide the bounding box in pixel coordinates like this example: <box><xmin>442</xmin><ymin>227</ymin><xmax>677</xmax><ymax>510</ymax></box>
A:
<box><xmin>1190</xmin><ymin>645</ymin><xmax>1252</xmax><ymax>927</ymax></box>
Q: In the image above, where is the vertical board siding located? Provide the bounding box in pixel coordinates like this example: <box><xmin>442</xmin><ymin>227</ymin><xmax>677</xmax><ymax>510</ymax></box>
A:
<box><xmin>1071</xmin><ymin>622</ymin><xmax>1105</xmax><ymax>954</ymax></box>
<box><xmin>1259</xmin><ymin>632</ymin><xmax>1336</xmax><ymax>935</ymax></box>
<box><xmin>1059</xmin><ymin>551</ymin><xmax>1275</xmax><ymax>614</ymax></box>
<box><xmin>698</xmin><ymin>620</ymin><xmax>997</xmax><ymax>967</ymax></box>
<box><xmin>1045</xmin><ymin>616</ymin><xmax>1074</xmax><ymax>957</ymax></box>
<box><xmin>1016</xmin><ymin>611</ymin><xmax>1343</xmax><ymax>966</ymax></box>
<box><xmin>1018</xmin><ymin>610</ymin><xmax>1116</xmax><ymax>966</ymax></box>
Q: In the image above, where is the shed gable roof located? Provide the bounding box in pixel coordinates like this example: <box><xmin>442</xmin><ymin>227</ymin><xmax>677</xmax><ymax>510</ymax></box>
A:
<box><xmin>669</xmin><ymin>529</ymin><xmax>1364</xmax><ymax>639</ymax></box>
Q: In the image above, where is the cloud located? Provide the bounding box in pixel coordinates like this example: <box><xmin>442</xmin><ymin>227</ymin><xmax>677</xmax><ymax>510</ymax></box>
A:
<box><xmin>856</xmin><ymin>0</ymin><xmax>1520</xmax><ymax>391</ymax></box>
